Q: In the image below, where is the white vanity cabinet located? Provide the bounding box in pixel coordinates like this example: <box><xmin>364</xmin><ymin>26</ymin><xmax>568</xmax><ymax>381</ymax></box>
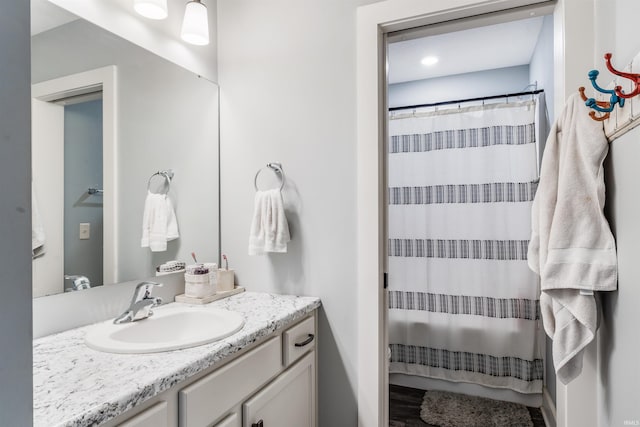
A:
<box><xmin>242</xmin><ymin>351</ymin><xmax>315</xmax><ymax>427</ymax></box>
<box><xmin>109</xmin><ymin>311</ymin><xmax>317</xmax><ymax>427</ymax></box>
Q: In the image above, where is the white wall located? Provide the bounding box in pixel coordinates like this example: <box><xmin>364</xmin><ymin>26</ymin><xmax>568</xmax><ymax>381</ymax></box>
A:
<box><xmin>529</xmin><ymin>14</ymin><xmax>555</xmax><ymax>122</ymax></box>
<box><xmin>32</xmin><ymin>20</ymin><xmax>219</xmax><ymax>285</ymax></box>
<box><xmin>0</xmin><ymin>0</ymin><xmax>32</xmax><ymax>424</ymax></box>
<box><xmin>388</xmin><ymin>65</ymin><xmax>530</xmax><ymax>108</ymax></box>
<box><xmin>217</xmin><ymin>0</ymin><xmax>370</xmax><ymax>424</ymax></box>
<box><xmin>595</xmin><ymin>1</ymin><xmax>640</xmax><ymax>426</ymax></box>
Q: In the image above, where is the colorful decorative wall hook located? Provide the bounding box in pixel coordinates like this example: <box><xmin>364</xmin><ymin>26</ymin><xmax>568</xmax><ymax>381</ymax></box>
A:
<box><xmin>586</xmin><ymin>69</ymin><xmax>625</xmax><ymax>112</ymax></box>
<box><xmin>579</xmin><ymin>87</ymin><xmax>610</xmax><ymax>121</ymax></box>
<box><xmin>604</xmin><ymin>52</ymin><xmax>640</xmax><ymax>99</ymax></box>
<box><xmin>578</xmin><ymin>52</ymin><xmax>640</xmax><ymax>122</ymax></box>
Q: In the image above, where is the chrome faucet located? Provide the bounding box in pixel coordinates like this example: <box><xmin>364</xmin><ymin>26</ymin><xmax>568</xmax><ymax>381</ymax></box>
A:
<box><xmin>64</xmin><ymin>275</ymin><xmax>91</xmax><ymax>291</ymax></box>
<box><xmin>113</xmin><ymin>281</ymin><xmax>163</xmax><ymax>324</ymax></box>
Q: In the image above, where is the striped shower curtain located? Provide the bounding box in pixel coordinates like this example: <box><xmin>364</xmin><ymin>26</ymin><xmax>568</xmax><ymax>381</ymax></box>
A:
<box><xmin>387</xmin><ymin>100</ymin><xmax>544</xmax><ymax>394</ymax></box>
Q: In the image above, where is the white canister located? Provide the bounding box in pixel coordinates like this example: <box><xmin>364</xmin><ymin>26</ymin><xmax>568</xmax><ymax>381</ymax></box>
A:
<box><xmin>216</xmin><ymin>269</ymin><xmax>235</xmax><ymax>292</ymax></box>
<box><xmin>204</xmin><ymin>263</ymin><xmax>218</xmax><ymax>292</ymax></box>
<box><xmin>184</xmin><ymin>271</ymin><xmax>215</xmax><ymax>298</ymax></box>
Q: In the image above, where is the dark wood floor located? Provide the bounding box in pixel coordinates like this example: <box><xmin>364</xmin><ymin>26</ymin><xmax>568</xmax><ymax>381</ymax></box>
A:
<box><xmin>389</xmin><ymin>384</ymin><xmax>546</xmax><ymax>427</ymax></box>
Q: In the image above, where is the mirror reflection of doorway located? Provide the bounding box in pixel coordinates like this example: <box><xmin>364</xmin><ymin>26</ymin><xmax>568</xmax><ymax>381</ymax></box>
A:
<box><xmin>32</xmin><ymin>94</ymin><xmax>104</xmax><ymax>295</ymax></box>
<box><xmin>63</xmin><ymin>97</ymin><xmax>103</xmax><ymax>292</ymax></box>
<box><xmin>32</xmin><ymin>69</ymin><xmax>113</xmax><ymax>298</ymax></box>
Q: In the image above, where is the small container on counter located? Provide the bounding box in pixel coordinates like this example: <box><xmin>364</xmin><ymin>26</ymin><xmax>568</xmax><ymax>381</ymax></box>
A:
<box><xmin>184</xmin><ymin>264</ymin><xmax>215</xmax><ymax>298</ymax></box>
<box><xmin>217</xmin><ymin>269</ymin><xmax>235</xmax><ymax>292</ymax></box>
<box><xmin>204</xmin><ymin>263</ymin><xmax>218</xmax><ymax>289</ymax></box>
<box><xmin>217</xmin><ymin>254</ymin><xmax>235</xmax><ymax>292</ymax></box>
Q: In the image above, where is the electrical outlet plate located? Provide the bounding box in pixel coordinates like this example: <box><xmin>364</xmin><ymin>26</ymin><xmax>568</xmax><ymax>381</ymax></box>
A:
<box><xmin>79</xmin><ymin>223</ymin><xmax>90</xmax><ymax>240</ymax></box>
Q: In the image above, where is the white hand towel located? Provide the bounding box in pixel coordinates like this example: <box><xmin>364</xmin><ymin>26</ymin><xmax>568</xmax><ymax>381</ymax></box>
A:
<box><xmin>32</xmin><ymin>182</ymin><xmax>46</xmax><ymax>258</ymax></box>
<box><xmin>165</xmin><ymin>195</ymin><xmax>179</xmax><ymax>242</ymax></box>
<box><xmin>141</xmin><ymin>192</ymin><xmax>180</xmax><ymax>252</ymax></box>
<box><xmin>249</xmin><ymin>189</ymin><xmax>290</xmax><ymax>255</ymax></box>
<box><xmin>528</xmin><ymin>93</ymin><xmax>617</xmax><ymax>385</ymax></box>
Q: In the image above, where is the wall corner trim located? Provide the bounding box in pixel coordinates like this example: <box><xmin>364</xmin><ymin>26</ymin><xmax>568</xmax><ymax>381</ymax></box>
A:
<box><xmin>542</xmin><ymin>386</ymin><xmax>558</xmax><ymax>427</ymax></box>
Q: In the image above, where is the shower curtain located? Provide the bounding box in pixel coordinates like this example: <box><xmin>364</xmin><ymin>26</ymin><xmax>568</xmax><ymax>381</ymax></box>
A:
<box><xmin>387</xmin><ymin>99</ymin><xmax>544</xmax><ymax>394</ymax></box>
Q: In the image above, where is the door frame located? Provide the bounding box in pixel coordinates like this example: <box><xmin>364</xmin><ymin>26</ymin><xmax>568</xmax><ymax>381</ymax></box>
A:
<box><xmin>32</xmin><ymin>66</ymin><xmax>118</xmax><ymax>286</ymax></box>
<box><xmin>356</xmin><ymin>1</ymin><xmax>597</xmax><ymax>426</ymax></box>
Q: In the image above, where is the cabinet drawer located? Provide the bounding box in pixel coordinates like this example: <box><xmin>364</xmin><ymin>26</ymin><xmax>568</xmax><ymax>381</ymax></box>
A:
<box><xmin>118</xmin><ymin>401</ymin><xmax>167</xmax><ymax>427</ymax></box>
<box><xmin>179</xmin><ymin>336</ymin><xmax>282</xmax><ymax>427</ymax></box>
<box><xmin>283</xmin><ymin>315</ymin><xmax>316</xmax><ymax>367</ymax></box>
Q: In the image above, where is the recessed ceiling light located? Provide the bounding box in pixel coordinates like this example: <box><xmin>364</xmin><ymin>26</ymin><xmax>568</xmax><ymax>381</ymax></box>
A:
<box><xmin>421</xmin><ymin>56</ymin><xmax>439</xmax><ymax>66</ymax></box>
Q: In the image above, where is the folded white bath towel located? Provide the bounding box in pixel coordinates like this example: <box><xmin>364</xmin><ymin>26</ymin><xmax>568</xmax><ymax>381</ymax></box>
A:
<box><xmin>32</xmin><ymin>183</ymin><xmax>46</xmax><ymax>258</ymax></box>
<box><xmin>528</xmin><ymin>93</ymin><xmax>617</xmax><ymax>385</ymax></box>
<box><xmin>249</xmin><ymin>189</ymin><xmax>290</xmax><ymax>255</ymax></box>
<box><xmin>141</xmin><ymin>191</ymin><xmax>179</xmax><ymax>252</ymax></box>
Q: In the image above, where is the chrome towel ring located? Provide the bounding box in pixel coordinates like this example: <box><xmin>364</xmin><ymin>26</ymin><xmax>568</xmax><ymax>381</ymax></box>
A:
<box><xmin>254</xmin><ymin>163</ymin><xmax>285</xmax><ymax>192</ymax></box>
<box><xmin>147</xmin><ymin>170</ymin><xmax>174</xmax><ymax>195</ymax></box>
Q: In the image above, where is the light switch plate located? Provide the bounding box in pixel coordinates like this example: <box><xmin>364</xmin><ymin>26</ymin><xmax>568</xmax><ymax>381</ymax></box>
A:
<box><xmin>79</xmin><ymin>223</ymin><xmax>90</xmax><ymax>240</ymax></box>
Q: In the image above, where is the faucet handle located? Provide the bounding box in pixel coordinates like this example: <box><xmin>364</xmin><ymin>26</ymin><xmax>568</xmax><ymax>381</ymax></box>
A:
<box><xmin>115</xmin><ymin>282</ymin><xmax>164</xmax><ymax>324</ymax></box>
<box><xmin>136</xmin><ymin>280</ymin><xmax>163</xmax><ymax>290</ymax></box>
<box><xmin>131</xmin><ymin>281</ymin><xmax>163</xmax><ymax>304</ymax></box>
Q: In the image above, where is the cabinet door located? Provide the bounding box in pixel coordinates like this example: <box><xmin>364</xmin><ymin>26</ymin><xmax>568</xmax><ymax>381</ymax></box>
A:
<box><xmin>118</xmin><ymin>401</ymin><xmax>168</xmax><ymax>427</ymax></box>
<box><xmin>214</xmin><ymin>411</ymin><xmax>240</xmax><ymax>427</ymax></box>
<box><xmin>242</xmin><ymin>351</ymin><xmax>315</xmax><ymax>427</ymax></box>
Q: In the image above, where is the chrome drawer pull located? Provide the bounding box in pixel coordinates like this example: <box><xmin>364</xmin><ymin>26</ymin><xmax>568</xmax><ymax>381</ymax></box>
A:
<box><xmin>294</xmin><ymin>334</ymin><xmax>315</xmax><ymax>347</ymax></box>
<box><xmin>252</xmin><ymin>420</ymin><xmax>264</xmax><ymax>427</ymax></box>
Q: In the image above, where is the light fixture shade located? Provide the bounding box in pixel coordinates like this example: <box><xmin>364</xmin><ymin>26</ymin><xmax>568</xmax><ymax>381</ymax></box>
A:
<box><xmin>181</xmin><ymin>0</ymin><xmax>209</xmax><ymax>46</ymax></box>
<box><xmin>134</xmin><ymin>0</ymin><xmax>168</xmax><ymax>20</ymax></box>
<box><xmin>421</xmin><ymin>56</ymin><xmax>439</xmax><ymax>66</ymax></box>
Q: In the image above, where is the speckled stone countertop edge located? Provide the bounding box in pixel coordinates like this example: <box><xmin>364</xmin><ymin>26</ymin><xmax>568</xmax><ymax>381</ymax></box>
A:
<box><xmin>33</xmin><ymin>292</ymin><xmax>321</xmax><ymax>427</ymax></box>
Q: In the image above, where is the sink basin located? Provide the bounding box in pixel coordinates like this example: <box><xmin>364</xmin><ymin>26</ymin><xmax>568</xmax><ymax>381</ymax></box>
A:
<box><xmin>85</xmin><ymin>305</ymin><xmax>245</xmax><ymax>354</ymax></box>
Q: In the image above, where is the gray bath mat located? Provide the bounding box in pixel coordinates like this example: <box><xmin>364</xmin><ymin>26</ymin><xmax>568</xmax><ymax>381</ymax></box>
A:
<box><xmin>420</xmin><ymin>390</ymin><xmax>534</xmax><ymax>427</ymax></box>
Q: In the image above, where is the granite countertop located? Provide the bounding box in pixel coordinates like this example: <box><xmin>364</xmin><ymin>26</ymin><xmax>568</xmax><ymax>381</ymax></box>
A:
<box><xmin>33</xmin><ymin>292</ymin><xmax>321</xmax><ymax>427</ymax></box>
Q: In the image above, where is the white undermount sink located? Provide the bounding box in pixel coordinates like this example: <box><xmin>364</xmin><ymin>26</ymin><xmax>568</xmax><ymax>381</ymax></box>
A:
<box><xmin>85</xmin><ymin>305</ymin><xmax>245</xmax><ymax>354</ymax></box>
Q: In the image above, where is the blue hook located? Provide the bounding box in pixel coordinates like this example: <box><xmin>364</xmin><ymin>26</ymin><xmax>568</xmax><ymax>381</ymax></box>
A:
<box><xmin>585</xmin><ymin>69</ymin><xmax>624</xmax><ymax>113</ymax></box>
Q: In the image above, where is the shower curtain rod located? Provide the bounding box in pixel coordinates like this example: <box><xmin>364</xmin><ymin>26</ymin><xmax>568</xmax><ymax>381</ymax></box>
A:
<box><xmin>388</xmin><ymin>89</ymin><xmax>544</xmax><ymax>112</ymax></box>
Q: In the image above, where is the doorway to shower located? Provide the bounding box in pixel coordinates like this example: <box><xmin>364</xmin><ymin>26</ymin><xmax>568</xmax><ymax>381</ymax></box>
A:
<box><xmin>384</xmin><ymin>5</ymin><xmax>555</xmax><ymax>425</ymax></box>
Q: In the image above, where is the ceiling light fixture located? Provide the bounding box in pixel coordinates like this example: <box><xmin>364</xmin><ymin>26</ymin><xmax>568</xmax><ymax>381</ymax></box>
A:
<box><xmin>421</xmin><ymin>56</ymin><xmax>439</xmax><ymax>66</ymax></box>
<box><xmin>133</xmin><ymin>0</ymin><xmax>168</xmax><ymax>20</ymax></box>
<box><xmin>181</xmin><ymin>0</ymin><xmax>210</xmax><ymax>46</ymax></box>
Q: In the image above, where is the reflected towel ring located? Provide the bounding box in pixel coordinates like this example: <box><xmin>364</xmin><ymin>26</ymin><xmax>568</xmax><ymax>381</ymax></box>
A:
<box><xmin>254</xmin><ymin>163</ymin><xmax>285</xmax><ymax>192</ymax></box>
<box><xmin>147</xmin><ymin>170</ymin><xmax>174</xmax><ymax>195</ymax></box>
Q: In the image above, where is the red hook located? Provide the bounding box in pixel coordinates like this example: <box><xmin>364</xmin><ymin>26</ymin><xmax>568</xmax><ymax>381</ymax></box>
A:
<box><xmin>579</xmin><ymin>86</ymin><xmax>610</xmax><ymax>121</ymax></box>
<box><xmin>604</xmin><ymin>53</ymin><xmax>640</xmax><ymax>99</ymax></box>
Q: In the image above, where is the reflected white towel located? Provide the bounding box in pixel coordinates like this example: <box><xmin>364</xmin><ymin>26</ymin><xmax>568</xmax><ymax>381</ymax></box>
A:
<box><xmin>528</xmin><ymin>93</ymin><xmax>617</xmax><ymax>384</ymax></box>
<box><xmin>141</xmin><ymin>192</ymin><xmax>179</xmax><ymax>252</ymax></box>
<box><xmin>249</xmin><ymin>189</ymin><xmax>290</xmax><ymax>255</ymax></box>
<box><xmin>32</xmin><ymin>183</ymin><xmax>45</xmax><ymax>258</ymax></box>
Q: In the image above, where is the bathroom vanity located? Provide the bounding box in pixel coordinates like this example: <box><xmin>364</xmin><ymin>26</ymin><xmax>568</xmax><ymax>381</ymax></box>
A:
<box><xmin>33</xmin><ymin>292</ymin><xmax>320</xmax><ymax>427</ymax></box>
